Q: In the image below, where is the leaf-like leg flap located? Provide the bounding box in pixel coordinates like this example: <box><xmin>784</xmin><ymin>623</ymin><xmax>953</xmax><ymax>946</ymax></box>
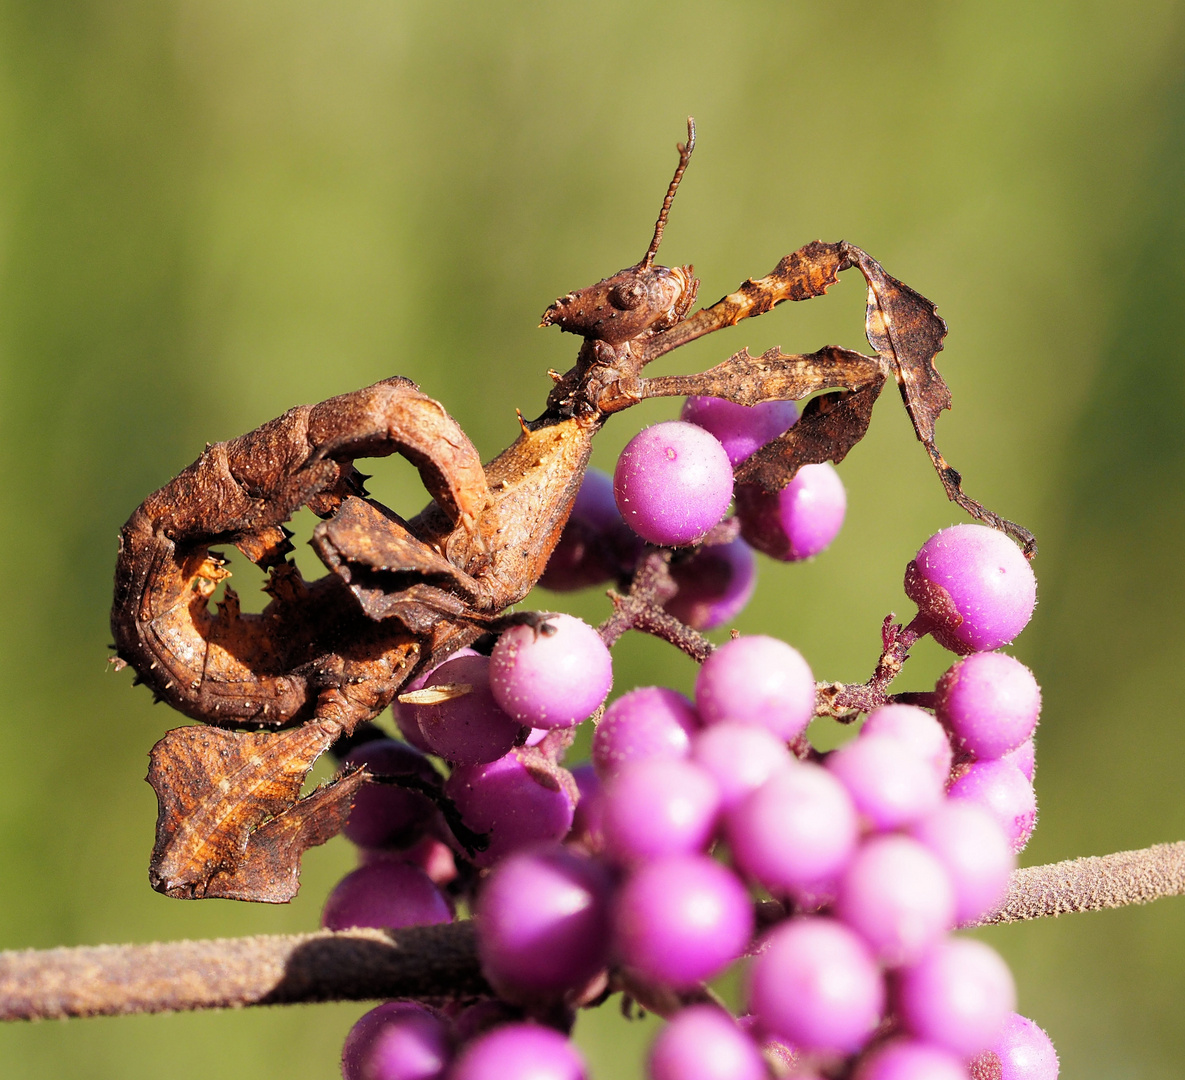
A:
<box><xmin>637</xmin><ymin>345</ymin><xmax>886</xmax><ymax>407</ymax></box>
<box><xmin>641</xmin><ymin>242</ymin><xmax>851</xmax><ymax>364</ymax></box>
<box><xmin>305</xmin><ymin>377</ymin><xmax>489</xmax><ymax>527</ymax></box>
<box><xmin>312</xmin><ymin>496</ymin><xmax>485</xmax><ymax>619</ymax></box>
<box><xmin>842</xmin><ymin>244</ymin><xmax>1036</xmax><ymax>555</ymax></box>
<box><xmin>735</xmin><ymin>377</ymin><xmax>888</xmax><ymax>491</ymax></box>
<box><xmin>201</xmin><ymin>769</ymin><xmax>369</xmax><ymax>903</ymax></box>
<box><xmin>147</xmin><ymin>721</ymin><xmax>340</xmax><ymax>901</ymax></box>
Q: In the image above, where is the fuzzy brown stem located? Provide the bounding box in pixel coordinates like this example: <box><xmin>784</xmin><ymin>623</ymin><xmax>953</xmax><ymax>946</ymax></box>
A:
<box><xmin>0</xmin><ymin>923</ymin><xmax>486</xmax><ymax>1021</ymax></box>
<box><xmin>3</xmin><ymin>843</ymin><xmax>1184</xmax><ymax>1022</ymax></box>
<box><xmin>970</xmin><ymin>840</ymin><xmax>1185</xmax><ymax>926</ymax></box>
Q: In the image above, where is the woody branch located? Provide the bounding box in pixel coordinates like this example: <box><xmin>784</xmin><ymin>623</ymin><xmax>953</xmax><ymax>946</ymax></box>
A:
<box><xmin>1</xmin><ymin>841</ymin><xmax>1182</xmax><ymax>1023</ymax></box>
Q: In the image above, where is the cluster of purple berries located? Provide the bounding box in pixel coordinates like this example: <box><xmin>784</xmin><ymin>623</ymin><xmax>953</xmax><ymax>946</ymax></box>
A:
<box><xmin>327</xmin><ymin>394</ymin><xmax>1057</xmax><ymax>1080</ymax></box>
<box><xmin>543</xmin><ymin>396</ymin><xmax>846</xmax><ymax>629</ymax></box>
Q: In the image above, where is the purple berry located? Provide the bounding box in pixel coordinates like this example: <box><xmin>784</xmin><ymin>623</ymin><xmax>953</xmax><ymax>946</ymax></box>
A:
<box><xmin>613</xmin><ymin>854</ymin><xmax>754</xmax><ymax>987</ymax></box>
<box><xmin>395</xmin><ymin>648</ymin><xmax>480</xmax><ymax>752</ymax></box>
<box><xmin>695</xmin><ymin>635</ymin><xmax>815</xmax><ymax>741</ymax></box>
<box><xmin>735</xmin><ymin>463</ymin><xmax>847</xmax><ymax>562</ymax></box>
<box><xmin>476</xmin><ymin>845</ymin><xmax>612</xmax><ymax>996</ymax></box>
<box><xmin>905</xmin><ymin>524</ymin><xmax>1037</xmax><ymax>654</ymax></box>
<box><xmin>664</xmin><ymin>538</ymin><xmax>758</xmax><ymax>630</ymax></box>
<box><xmin>592</xmin><ymin>687</ymin><xmax>700</xmax><ymax>778</ymax></box>
<box><xmin>321</xmin><ymin>862</ymin><xmax>452</xmax><ymax>931</ymax></box>
<box><xmin>898</xmin><ymin>936</ymin><xmax>1017</xmax><ymax>1056</ymax></box>
<box><xmin>1002</xmin><ymin>736</ymin><xmax>1036</xmax><ymax>781</ymax></box>
<box><xmin>490</xmin><ymin>614</ymin><xmax>613</xmax><ymax>729</ymax></box>
<box><xmin>540</xmin><ymin>468</ymin><xmax>641</xmax><ymax>591</ymax></box>
<box><xmin>690</xmin><ymin>721</ymin><xmax>794</xmax><ymax>811</ymax></box>
<box><xmin>747</xmin><ymin>917</ymin><xmax>884</xmax><ymax>1054</ymax></box>
<box><xmin>601</xmin><ymin>758</ymin><xmax>721</xmax><ymax>864</ymax></box>
<box><xmin>445</xmin><ymin>750</ymin><xmax>577</xmax><ymax>868</ymax></box>
<box><xmin>341</xmin><ymin>1002</ymin><xmax>451</xmax><ymax>1080</ymax></box>
<box><xmin>826</xmin><ymin>732</ymin><xmax>945</xmax><ymax>831</ymax></box>
<box><xmin>970</xmin><ymin>1012</ymin><xmax>1059</xmax><ymax>1080</ymax></box>
<box><xmin>836</xmin><ymin>834</ymin><xmax>956</xmax><ymax>966</ymax></box>
<box><xmin>911</xmin><ymin>801</ymin><xmax>1016</xmax><ymax>924</ymax></box>
<box><xmin>680</xmin><ymin>395</ymin><xmax>798</xmax><ymax>466</ymax></box>
<box><xmin>408</xmin><ymin>655</ymin><xmax>526</xmax><ymax>765</ymax></box>
<box><xmin>726</xmin><ymin>762</ymin><xmax>859</xmax><ymax>898</ymax></box>
<box><xmin>936</xmin><ymin>652</ymin><xmax>1042</xmax><ymax>760</ymax></box>
<box><xmin>614</xmin><ymin>421</ymin><xmax>735</xmax><ymax>546</ymax></box>
<box><xmin>854</xmin><ymin>1038</ymin><xmax>968</xmax><ymax>1080</ymax></box>
<box><xmin>568</xmin><ymin>763</ymin><xmax>606</xmax><ymax>851</ymax></box>
<box><xmin>947</xmin><ymin>758</ymin><xmax>1037</xmax><ymax>853</ymax></box>
<box><xmin>340</xmin><ymin>740</ymin><xmax>440</xmax><ymax>850</ymax></box>
<box><xmin>647</xmin><ymin>1005</ymin><xmax>768</xmax><ymax>1080</ymax></box>
<box><xmin>449</xmin><ymin>1024</ymin><xmax>586</xmax><ymax>1080</ymax></box>
<box><xmin>860</xmin><ymin>704</ymin><xmax>953</xmax><ymax>788</ymax></box>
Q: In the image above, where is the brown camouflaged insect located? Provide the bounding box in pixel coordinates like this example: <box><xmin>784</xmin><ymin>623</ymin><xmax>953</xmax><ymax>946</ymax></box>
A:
<box><xmin>110</xmin><ymin>119</ymin><xmax>1032</xmax><ymax>903</ymax></box>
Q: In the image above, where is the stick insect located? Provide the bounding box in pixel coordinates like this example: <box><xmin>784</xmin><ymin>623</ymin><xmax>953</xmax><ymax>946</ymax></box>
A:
<box><xmin>110</xmin><ymin>119</ymin><xmax>1032</xmax><ymax>902</ymax></box>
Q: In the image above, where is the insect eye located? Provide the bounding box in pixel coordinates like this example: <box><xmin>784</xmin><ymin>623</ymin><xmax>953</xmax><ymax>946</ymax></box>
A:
<box><xmin>609</xmin><ymin>280</ymin><xmax>646</xmax><ymax>311</ymax></box>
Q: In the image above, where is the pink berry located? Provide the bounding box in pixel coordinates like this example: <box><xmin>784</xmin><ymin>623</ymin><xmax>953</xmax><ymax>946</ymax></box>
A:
<box><xmin>905</xmin><ymin>524</ymin><xmax>1037</xmax><ymax>654</ymax></box>
<box><xmin>593</xmin><ymin>686</ymin><xmax>700</xmax><ymax>778</ymax></box>
<box><xmin>680</xmin><ymin>395</ymin><xmax>798</xmax><ymax>466</ymax></box>
<box><xmin>970</xmin><ymin>1011</ymin><xmax>1059</xmax><ymax>1080</ymax></box>
<box><xmin>695</xmin><ymin>635</ymin><xmax>815</xmax><ymax>741</ymax></box>
<box><xmin>490</xmin><ymin>614</ymin><xmax>612</xmax><ymax>729</ymax></box>
<box><xmin>947</xmin><ymin>758</ymin><xmax>1037</xmax><ymax>853</ymax></box>
<box><xmin>614</xmin><ymin>421</ymin><xmax>734</xmax><ymax>546</ymax></box>
<box><xmin>747</xmin><ymin>917</ymin><xmax>884</xmax><ymax>1054</ymax></box>
<box><xmin>898</xmin><ymin>937</ymin><xmax>1016</xmax><ymax>1057</ymax></box>
<box><xmin>936</xmin><ymin>652</ymin><xmax>1041</xmax><ymax>760</ymax></box>
<box><xmin>735</xmin><ymin>463</ymin><xmax>847</xmax><ymax>562</ymax></box>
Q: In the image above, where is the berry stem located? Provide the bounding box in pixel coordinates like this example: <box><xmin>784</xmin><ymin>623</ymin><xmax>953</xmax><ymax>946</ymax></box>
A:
<box><xmin>598</xmin><ymin>549</ymin><xmax>715</xmax><ymax>662</ymax></box>
<box><xmin>814</xmin><ymin>612</ymin><xmax>936</xmax><ymax>718</ymax></box>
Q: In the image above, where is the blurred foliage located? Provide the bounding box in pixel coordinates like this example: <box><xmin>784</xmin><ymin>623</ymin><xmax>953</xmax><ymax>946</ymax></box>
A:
<box><xmin>2</xmin><ymin>1</ymin><xmax>1185</xmax><ymax>1076</ymax></box>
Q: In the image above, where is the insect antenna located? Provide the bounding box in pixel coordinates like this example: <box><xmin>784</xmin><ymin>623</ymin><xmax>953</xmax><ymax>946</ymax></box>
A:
<box><xmin>640</xmin><ymin>116</ymin><xmax>696</xmax><ymax>270</ymax></box>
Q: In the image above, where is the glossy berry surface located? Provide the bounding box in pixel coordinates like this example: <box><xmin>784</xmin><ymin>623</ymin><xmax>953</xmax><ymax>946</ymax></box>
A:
<box><xmin>695</xmin><ymin>635</ymin><xmax>815</xmax><ymax>740</ymax></box>
<box><xmin>614</xmin><ymin>421</ymin><xmax>734</xmax><ymax>546</ymax></box>
<box><xmin>490</xmin><ymin>614</ymin><xmax>612</xmax><ymax>729</ymax></box>
<box><xmin>409</xmin><ymin>654</ymin><xmax>525</xmax><ymax>765</ymax></box>
<box><xmin>600</xmin><ymin>758</ymin><xmax>721</xmax><ymax>863</ymax></box>
<box><xmin>680</xmin><ymin>395</ymin><xmax>798</xmax><ymax>466</ymax></box>
<box><xmin>971</xmin><ymin>1011</ymin><xmax>1060</xmax><ymax>1080</ymax></box>
<box><xmin>836</xmin><ymin>834</ymin><xmax>956</xmax><ymax>965</ymax></box>
<box><xmin>860</xmin><ymin>704</ymin><xmax>953</xmax><ymax>788</ymax></box>
<box><xmin>449</xmin><ymin>1024</ymin><xmax>586</xmax><ymax>1080</ymax></box>
<box><xmin>690</xmin><ymin>721</ymin><xmax>793</xmax><ymax>811</ymax></box>
<box><xmin>936</xmin><ymin>651</ymin><xmax>1042</xmax><ymax>760</ymax></box>
<box><xmin>911</xmin><ymin>801</ymin><xmax>1016</xmax><ymax>923</ymax></box>
<box><xmin>747</xmin><ymin>917</ymin><xmax>884</xmax><ymax>1054</ymax></box>
<box><xmin>826</xmin><ymin>732</ymin><xmax>945</xmax><ymax>831</ymax></box>
<box><xmin>898</xmin><ymin>936</ymin><xmax>1017</xmax><ymax>1056</ymax></box>
<box><xmin>853</xmin><ymin>1038</ymin><xmax>968</xmax><ymax>1080</ymax></box>
<box><xmin>321</xmin><ymin>862</ymin><xmax>451</xmax><ymax>932</ymax></box>
<box><xmin>947</xmin><ymin>758</ymin><xmax>1037</xmax><ymax>853</ymax></box>
<box><xmin>726</xmin><ymin>762</ymin><xmax>858</xmax><ymax>896</ymax></box>
<box><xmin>592</xmin><ymin>686</ymin><xmax>700</xmax><ymax>777</ymax></box>
<box><xmin>613</xmin><ymin>854</ymin><xmax>754</xmax><ymax>987</ymax></box>
<box><xmin>445</xmin><ymin>750</ymin><xmax>576</xmax><ymax>868</ymax></box>
<box><xmin>476</xmin><ymin>845</ymin><xmax>612</xmax><ymax>996</ymax></box>
<box><xmin>340</xmin><ymin>739</ymin><xmax>439</xmax><ymax>850</ymax></box>
<box><xmin>905</xmin><ymin>524</ymin><xmax>1037</xmax><ymax>654</ymax></box>
<box><xmin>341</xmin><ymin>1002</ymin><xmax>451</xmax><ymax>1080</ymax></box>
<box><xmin>647</xmin><ymin>1005</ymin><xmax>768</xmax><ymax>1080</ymax></box>
<box><xmin>735</xmin><ymin>463</ymin><xmax>847</xmax><ymax>562</ymax></box>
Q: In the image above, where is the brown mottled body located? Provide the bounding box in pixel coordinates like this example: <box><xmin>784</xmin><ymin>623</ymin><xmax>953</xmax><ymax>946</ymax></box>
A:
<box><xmin>113</xmin><ymin>118</ymin><xmax>1031</xmax><ymax>902</ymax></box>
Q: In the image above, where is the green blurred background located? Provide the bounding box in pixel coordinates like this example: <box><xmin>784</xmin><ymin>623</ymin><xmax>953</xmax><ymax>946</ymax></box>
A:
<box><xmin>2</xmin><ymin>1</ymin><xmax>1184</xmax><ymax>1075</ymax></box>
